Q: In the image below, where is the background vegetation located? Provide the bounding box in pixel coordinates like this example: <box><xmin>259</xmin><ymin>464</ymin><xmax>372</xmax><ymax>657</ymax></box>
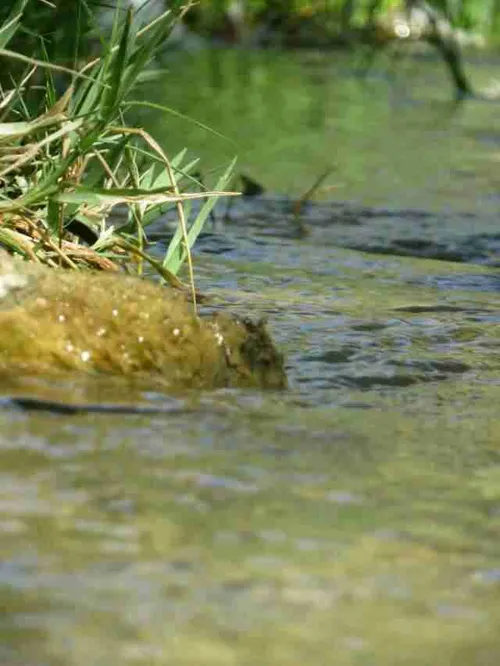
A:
<box><xmin>188</xmin><ymin>0</ymin><xmax>500</xmax><ymax>42</ymax></box>
<box><xmin>0</xmin><ymin>0</ymin><xmax>497</xmax><ymax>298</ymax></box>
<box><xmin>0</xmin><ymin>0</ymin><xmax>236</xmax><ymax>309</ymax></box>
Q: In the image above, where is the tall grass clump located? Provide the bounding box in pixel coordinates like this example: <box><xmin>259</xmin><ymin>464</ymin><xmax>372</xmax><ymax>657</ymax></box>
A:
<box><xmin>0</xmin><ymin>0</ymin><xmax>236</xmax><ymax>306</ymax></box>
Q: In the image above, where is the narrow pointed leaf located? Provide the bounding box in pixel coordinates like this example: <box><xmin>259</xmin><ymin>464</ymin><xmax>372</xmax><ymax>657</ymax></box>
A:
<box><xmin>164</xmin><ymin>158</ymin><xmax>237</xmax><ymax>273</ymax></box>
<box><xmin>0</xmin><ymin>0</ymin><xmax>29</xmax><ymax>49</ymax></box>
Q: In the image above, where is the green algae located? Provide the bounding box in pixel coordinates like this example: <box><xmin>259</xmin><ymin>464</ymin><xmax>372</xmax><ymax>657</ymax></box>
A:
<box><xmin>0</xmin><ymin>251</ymin><xmax>287</xmax><ymax>390</ymax></box>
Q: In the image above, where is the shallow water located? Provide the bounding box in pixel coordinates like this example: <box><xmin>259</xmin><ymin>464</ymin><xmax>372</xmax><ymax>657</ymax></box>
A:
<box><xmin>2</xmin><ymin>49</ymin><xmax>500</xmax><ymax>665</ymax></box>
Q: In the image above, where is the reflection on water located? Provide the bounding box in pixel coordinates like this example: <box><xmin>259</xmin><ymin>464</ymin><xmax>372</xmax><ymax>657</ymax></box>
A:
<box><xmin>140</xmin><ymin>48</ymin><xmax>500</xmax><ymax>213</ymax></box>
<box><xmin>2</xmin><ymin>49</ymin><xmax>500</xmax><ymax>665</ymax></box>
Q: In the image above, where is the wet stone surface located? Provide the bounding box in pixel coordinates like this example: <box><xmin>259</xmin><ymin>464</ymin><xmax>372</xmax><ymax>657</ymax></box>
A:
<box><xmin>0</xmin><ymin>250</ymin><xmax>287</xmax><ymax>394</ymax></box>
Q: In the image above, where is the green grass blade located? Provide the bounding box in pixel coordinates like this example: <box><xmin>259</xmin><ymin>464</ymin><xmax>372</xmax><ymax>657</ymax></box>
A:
<box><xmin>138</xmin><ymin>157</ymin><xmax>202</xmax><ymax>228</ymax></box>
<box><xmin>53</xmin><ymin>185</ymin><xmax>234</xmax><ymax>207</ymax></box>
<box><xmin>46</xmin><ymin>197</ymin><xmax>62</xmax><ymax>236</ymax></box>
<box><xmin>117</xmin><ymin>8</ymin><xmax>180</xmax><ymax>98</ymax></box>
<box><xmin>100</xmin><ymin>7</ymin><xmax>133</xmax><ymax>121</ymax></box>
<box><xmin>126</xmin><ymin>100</ymin><xmax>235</xmax><ymax>144</ymax></box>
<box><xmin>0</xmin><ymin>0</ymin><xmax>29</xmax><ymax>49</ymax></box>
<box><xmin>38</xmin><ymin>37</ymin><xmax>57</xmax><ymax>111</ymax></box>
<box><xmin>164</xmin><ymin>158</ymin><xmax>237</xmax><ymax>273</ymax></box>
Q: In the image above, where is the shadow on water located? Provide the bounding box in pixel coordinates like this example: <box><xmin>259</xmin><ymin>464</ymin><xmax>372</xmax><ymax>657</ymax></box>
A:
<box><xmin>2</xmin><ymin>49</ymin><xmax>500</xmax><ymax>666</ymax></box>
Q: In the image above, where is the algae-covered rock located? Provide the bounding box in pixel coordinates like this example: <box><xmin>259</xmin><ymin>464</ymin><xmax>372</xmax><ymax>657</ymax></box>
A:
<box><xmin>0</xmin><ymin>250</ymin><xmax>287</xmax><ymax>390</ymax></box>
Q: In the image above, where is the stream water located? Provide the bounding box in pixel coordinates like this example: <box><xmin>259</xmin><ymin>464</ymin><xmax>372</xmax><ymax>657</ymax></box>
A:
<box><xmin>2</xmin><ymin>48</ymin><xmax>500</xmax><ymax>665</ymax></box>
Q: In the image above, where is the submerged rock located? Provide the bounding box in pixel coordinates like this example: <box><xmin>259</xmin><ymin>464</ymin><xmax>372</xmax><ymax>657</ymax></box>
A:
<box><xmin>0</xmin><ymin>250</ymin><xmax>287</xmax><ymax>390</ymax></box>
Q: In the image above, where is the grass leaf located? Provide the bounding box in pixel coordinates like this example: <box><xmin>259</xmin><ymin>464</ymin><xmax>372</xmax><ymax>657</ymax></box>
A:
<box><xmin>0</xmin><ymin>0</ymin><xmax>29</xmax><ymax>50</ymax></box>
<box><xmin>164</xmin><ymin>158</ymin><xmax>238</xmax><ymax>273</ymax></box>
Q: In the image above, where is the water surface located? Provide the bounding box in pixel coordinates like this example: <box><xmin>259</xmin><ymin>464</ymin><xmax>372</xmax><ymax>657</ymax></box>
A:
<box><xmin>1</xmin><ymin>48</ymin><xmax>500</xmax><ymax>666</ymax></box>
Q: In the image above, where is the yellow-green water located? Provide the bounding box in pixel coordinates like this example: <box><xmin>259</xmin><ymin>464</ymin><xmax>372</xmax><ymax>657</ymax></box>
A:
<box><xmin>1</xmin><ymin>48</ymin><xmax>500</xmax><ymax>665</ymax></box>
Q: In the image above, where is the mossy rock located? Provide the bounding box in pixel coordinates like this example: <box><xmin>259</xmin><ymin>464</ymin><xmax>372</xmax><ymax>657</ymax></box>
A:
<box><xmin>0</xmin><ymin>250</ymin><xmax>287</xmax><ymax>391</ymax></box>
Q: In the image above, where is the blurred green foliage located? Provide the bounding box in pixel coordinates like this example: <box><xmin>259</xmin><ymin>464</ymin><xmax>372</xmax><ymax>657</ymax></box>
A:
<box><xmin>192</xmin><ymin>0</ymin><xmax>500</xmax><ymax>38</ymax></box>
<box><xmin>2</xmin><ymin>0</ymin><xmax>498</xmax><ymax>57</ymax></box>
